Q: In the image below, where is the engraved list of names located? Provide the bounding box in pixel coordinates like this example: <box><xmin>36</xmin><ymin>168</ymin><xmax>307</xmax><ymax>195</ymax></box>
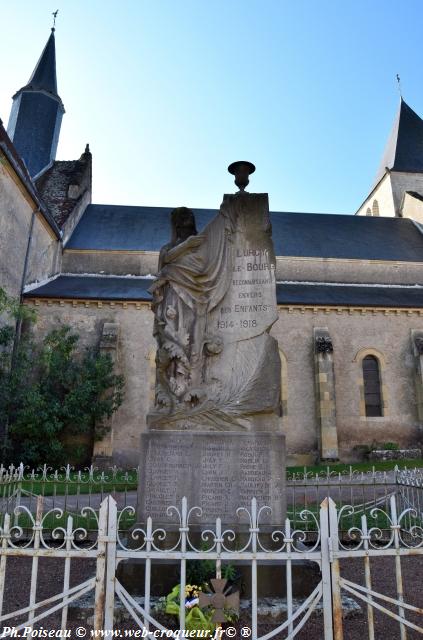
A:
<box><xmin>139</xmin><ymin>431</ymin><xmax>285</xmax><ymax>525</ymax></box>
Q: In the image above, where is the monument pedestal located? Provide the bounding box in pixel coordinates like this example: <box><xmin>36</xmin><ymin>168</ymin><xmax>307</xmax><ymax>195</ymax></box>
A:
<box><xmin>137</xmin><ymin>430</ymin><xmax>286</xmax><ymax>526</ymax></box>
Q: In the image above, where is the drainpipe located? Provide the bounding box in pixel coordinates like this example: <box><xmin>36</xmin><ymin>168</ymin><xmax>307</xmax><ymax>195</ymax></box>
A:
<box><xmin>12</xmin><ymin>204</ymin><xmax>38</xmax><ymax>355</ymax></box>
<box><xmin>2</xmin><ymin>206</ymin><xmax>38</xmax><ymax>455</ymax></box>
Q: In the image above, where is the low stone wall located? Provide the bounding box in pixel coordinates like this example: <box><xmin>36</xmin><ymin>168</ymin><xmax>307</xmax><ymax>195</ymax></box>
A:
<box><xmin>368</xmin><ymin>448</ymin><xmax>422</xmax><ymax>461</ymax></box>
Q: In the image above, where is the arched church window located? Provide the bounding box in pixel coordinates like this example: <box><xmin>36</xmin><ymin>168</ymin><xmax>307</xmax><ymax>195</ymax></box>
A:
<box><xmin>372</xmin><ymin>200</ymin><xmax>379</xmax><ymax>216</ymax></box>
<box><xmin>366</xmin><ymin>207</ymin><xmax>371</xmax><ymax>216</ymax></box>
<box><xmin>363</xmin><ymin>355</ymin><xmax>382</xmax><ymax>417</ymax></box>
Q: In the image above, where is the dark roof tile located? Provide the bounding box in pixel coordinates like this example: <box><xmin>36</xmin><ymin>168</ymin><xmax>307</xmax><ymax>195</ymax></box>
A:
<box><xmin>24</xmin><ymin>276</ymin><xmax>153</xmax><ymax>301</ymax></box>
<box><xmin>20</xmin><ymin>31</ymin><xmax>59</xmax><ymax>97</ymax></box>
<box><xmin>374</xmin><ymin>100</ymin><xmax>423</xmax><ymax>186</ymax></box>
<box><xmin>23</xmin><ymin>276</ymin><xmax>423</xmax><ymax>308</ymax></box>
<box><xmin>65</xmin><ymin>204</ymin><xmax>423</xmax><ymax>262</ymax></box>
<box><xmin>277</xmin><ymin>283</ymin><xmax>423</xmax><ymax>308</ymax></box>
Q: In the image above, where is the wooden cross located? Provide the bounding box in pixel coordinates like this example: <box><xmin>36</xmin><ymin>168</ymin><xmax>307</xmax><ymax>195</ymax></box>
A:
<box><xmin>198</xmin><ymin>579</ymin><xmax>239</xmax><ymax>623</ymax></box>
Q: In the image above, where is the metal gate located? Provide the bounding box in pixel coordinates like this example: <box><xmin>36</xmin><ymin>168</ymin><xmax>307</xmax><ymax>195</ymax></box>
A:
<box><xmin>328</xmin><ymin>495</ymin><xmax>423</xmax><ymax>639</ymax></box>
<box><xmin>0</xmin><ymin>494</ymin><xmax>422</xmax><ymax>639</ymax></box>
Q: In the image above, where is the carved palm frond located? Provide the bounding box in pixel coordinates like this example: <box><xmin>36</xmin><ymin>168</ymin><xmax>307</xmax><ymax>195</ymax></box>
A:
<box><xmin>158</xmin><ymin>334</ymin><xmax>275</xmax><ymax>429</ymax></box>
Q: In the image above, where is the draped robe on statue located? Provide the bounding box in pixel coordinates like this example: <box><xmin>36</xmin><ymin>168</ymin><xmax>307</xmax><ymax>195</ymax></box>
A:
<box><xmin>148</xmin><ymin>196</ymin><xmax>281</xmax><ymax>430</ymax></box>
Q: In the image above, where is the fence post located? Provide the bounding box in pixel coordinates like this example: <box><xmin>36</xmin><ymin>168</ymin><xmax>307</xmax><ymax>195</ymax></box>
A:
<box><xmin>320</xmin><ymin>498</ymin><xmax>334</xmax><ymax>640</ymax></box>
<box><xmin>144</xmin><ymin>516</ymin><xmax>153</xmax><ymax>633</ymax></box>
<box><xmin>361</xmin><ymin>514</ymin><xmax>375</xmax><ymax>640</ymax></box>
<box><xmin>179</xmin><ymin>497</ymin><xmax>187</xmax><ymax>631</ymax></box>
<box><xmin>104</xmin><ymin>496</ymin><xmax>118</xmax><ymax>632</ymax></box>
<box><xmin>93</xmin><ymin>497</ymin><xmax>108</xmax><ymax>631</ymax></box>
<box><xmin>29</xmin><ymin>495</ymin><xmax>44</xmax><ymax>625</ymax></box>
<box><xmin>390</xmin><ymin>495</ymin><xmax>407</xmax><ymax>640</ymax></box>
<box><xmin>13</xmin><ymin>463</ymin><xmax>24</xmax><ymax>528</ymax></box>
<box><xmin>328</xmin><ymin>497</ymin><xmax>343</xmax><ymax>640</ymax></box>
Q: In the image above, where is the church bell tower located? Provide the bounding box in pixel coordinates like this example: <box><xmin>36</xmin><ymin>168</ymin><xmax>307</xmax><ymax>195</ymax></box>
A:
<box><xmin>7</xmin><ymin>27</ymin><xmax>65</xmax><ymax>178</ymax></box>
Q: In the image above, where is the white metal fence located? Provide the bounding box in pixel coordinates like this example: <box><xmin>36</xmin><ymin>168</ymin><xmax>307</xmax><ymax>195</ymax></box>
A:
<box><xmin>0</xmin><ymin>463</ymin><xmax>416</xmax><ymax>535</ymax></box>
<box><xmin>0</xmin><ymin>490</ymin><xmax>422</xmax><ymax>639</ymax></box>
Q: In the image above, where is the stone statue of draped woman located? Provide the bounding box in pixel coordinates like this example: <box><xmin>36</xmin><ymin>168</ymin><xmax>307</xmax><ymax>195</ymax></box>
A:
<box><xmin>148</xmin><ymin>196</ymin><xmax>281</xmax><ymax>430</ymax></box>
<box><xmin>149</xmin><ymin>204</ymin><xmax>236</xmax><ymax>419</ymax></box>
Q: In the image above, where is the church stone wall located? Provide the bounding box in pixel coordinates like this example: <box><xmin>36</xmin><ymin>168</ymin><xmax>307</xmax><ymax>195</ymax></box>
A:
<box><xmin>61</xmin><ymin>189</ymin><xmax>92</xmax><ymax>246</ymax></box>
<box><xmin>391</xmin><ymin>172</ymin><xmax>423</xmax><ymax>215</ymax></box>
<box><xmin>356</xmin><ymin>173</ymin><xmax>395</xmax><ymax>217</ymax></box>
<box><xmin>61</xmin><ymin>250</ymin><xmax>159</xmax><ymax>277</ymax></box>
<box><xmin>0</xmin><ymin>153</ymin><xmax>61</xmax><ymax>298</ymax></box>
<box><xmin>357</xmin><ymin>171</ymin><xmax>423</xmax><ymax>219</ymax></box>
<box><xmin>62</xmin><ymin>249</ymin><xmax>423</xmax><ymax>287</ymax></box>
<box><xmin>273</xmin><ymin>307</ymin><xmax>422</xmax><ymax>462</ymax></box>
<box><xmin>0</xmin><ymin>161</ymin><xmax>32</xmax><ymax>297</ymax></box>
<box><xmin>23</xmin><ymin>299</ymin><xmax>423</xmax><ymax>468</ymax></box>
<box><xmin>25</xmin><ymin>215</ymin><xmax>61</xmax><ymax>286</ymax></box>
<box><xmin>402</xmin><ymin>193</ymin><xmax>423</xmax><ymax>225</ymax></box>
<box><xmin>276</xmin><ymin>256</ymin><xmax>423</xmax><ymax>286</ymax></box>
<box><xmin>62</xmin><ymin>250</ymin><xmax>423</xmax><ymax>287</ymax></box>
<box><xmin>24</xmin><ymin>299</ymin><xmax>156</xmax><ymax>467</ymax></box>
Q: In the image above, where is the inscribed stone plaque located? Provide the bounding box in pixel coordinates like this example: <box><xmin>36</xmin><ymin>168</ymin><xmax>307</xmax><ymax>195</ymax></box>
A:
<box><xmin>208</xmin><ymin>194</ymin><xmax>278</xmax><ymax>343</ymax></box>
<box><xmin>138</xmin><ymin>431</ymin><xmax>286</xmax><ymax>526</ymax></box>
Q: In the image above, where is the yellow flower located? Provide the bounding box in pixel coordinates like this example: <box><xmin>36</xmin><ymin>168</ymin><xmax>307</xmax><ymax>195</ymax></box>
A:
<box><xmin>185</xmin><ymin>584</ymin><xmax>202</xmax><ymax>598</ymax></box>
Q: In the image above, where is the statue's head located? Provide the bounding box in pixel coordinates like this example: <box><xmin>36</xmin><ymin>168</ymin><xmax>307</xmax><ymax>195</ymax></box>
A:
<box><xmin>170</xmin><ymin>207</ymin><xmax>197</xmax><ymax>244</ymax></box>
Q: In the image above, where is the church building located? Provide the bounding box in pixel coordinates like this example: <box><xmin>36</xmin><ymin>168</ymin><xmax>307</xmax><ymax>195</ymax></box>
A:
<box><xmin>1</xmin><ymin>30</ymin><xmax>423</xmax><ymax>467</ymax></box>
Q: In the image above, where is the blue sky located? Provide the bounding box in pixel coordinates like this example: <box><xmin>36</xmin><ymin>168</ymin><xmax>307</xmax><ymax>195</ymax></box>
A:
<box><xmin>1</xmin><ymin>1</ymin><xmax>423</xmax><ymax>213</ymax></box>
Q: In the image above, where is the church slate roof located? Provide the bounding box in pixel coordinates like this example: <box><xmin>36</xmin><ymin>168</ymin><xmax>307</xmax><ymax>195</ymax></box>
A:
<box><xmin>17</xmin><ymin>31</ymin><xmax>59</xmax><ymax>97</ymax></box>
<box><xmin>277</xmin><ymin>283</ymin><xmax>423</xmax><ymax>308</ymax></box>
<box><xmin>23</xmin><ymin>276</ymin><xmax>423</xmax><ymax>308</ymax></box>
<box><xmin>66</xmin><ymin>204</ymin><xmax>423</xmax><ymax>262</ymax></box>
<box><xmin>24</xmin><ymin>276</ymin><xmax>153</xmax><ymax>301</ymax></box>
<box><xmin>8</xmin><ymin>30</ymin><xmax>64</xmax><ymax>178</ymax></box>
<box><xmin>65</xmin><ymin>205</ymin><xmax>216</xmax><ymax>252</ymax></box>
<box><xmin>374</xmin><ymin>100</ymin><xmax>423</xmax><ymax>187</ymax></box>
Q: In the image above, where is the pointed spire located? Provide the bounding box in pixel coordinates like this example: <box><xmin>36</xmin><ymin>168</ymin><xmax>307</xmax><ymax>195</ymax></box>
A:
<box><xmin>24</xmin><ymin>30</ymin><xmax>58</xmax><ymax>96</ymax></box>
<box><xmin>7</xmin><ymin>29</ymin><xmax>64</xmax><ymax>178</ymax></box>
<box><xmin>373</xmin><ymin>99</ymin><xmax>423</xmax><ymax>186</ymax></box>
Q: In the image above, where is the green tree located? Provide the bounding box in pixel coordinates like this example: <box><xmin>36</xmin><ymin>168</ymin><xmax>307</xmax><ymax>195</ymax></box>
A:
<box><xmin>0</xmin><ymin>288</ymin><xmax>124</xmax><ymax>466</ymax></box>
<box><xmin>0</xmin><ymin>288</ymin><xmax>36</xmax><ymax>433</ymax></box>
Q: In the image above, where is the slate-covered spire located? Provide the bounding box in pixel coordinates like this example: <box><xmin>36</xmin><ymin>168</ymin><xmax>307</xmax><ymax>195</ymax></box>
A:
<box><xmin>7</xmin><ymin>29</ymin><xmax>65</xmax><ymax>178</ymax></box>
<box><xmin>26</xmin><ymin>30</ymin><xmax>58</xmax><ymax>95</ymax></box>
<box><xmin>373</xmin><ymin>99</ymin><xmax>423</xmax><ymax>187</ymax></box>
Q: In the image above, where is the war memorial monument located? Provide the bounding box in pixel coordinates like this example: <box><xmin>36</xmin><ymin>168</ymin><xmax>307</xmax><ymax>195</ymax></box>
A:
<box><xmin>138</xmin><ymin>162</ymin><xmax>286</xmax><ymax>526</ymax></box>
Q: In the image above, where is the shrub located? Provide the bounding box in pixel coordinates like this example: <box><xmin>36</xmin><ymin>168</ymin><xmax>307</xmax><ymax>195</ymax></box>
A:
<box><xmin>0</xmin><ymin>290</ymin><xmax>124</xmax><ymax>466</ymax></box>
<box><xmin>381</xmin><ymin>442</ymin><xmax>399</xmax><ymax>451</ymax></box>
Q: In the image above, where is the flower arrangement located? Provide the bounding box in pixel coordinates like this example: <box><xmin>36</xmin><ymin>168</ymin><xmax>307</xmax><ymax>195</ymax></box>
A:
<box><xmin>165</xmin><ymin>584</ymin><xmax>216</xmax><ymax>633</ymax></box>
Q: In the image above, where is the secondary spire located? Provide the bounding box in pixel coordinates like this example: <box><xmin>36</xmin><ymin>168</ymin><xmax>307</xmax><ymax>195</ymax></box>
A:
<box><xmin>372</xmin><ymin>99</ymin><xmax>423</xmax><ymax>188</ymax></box>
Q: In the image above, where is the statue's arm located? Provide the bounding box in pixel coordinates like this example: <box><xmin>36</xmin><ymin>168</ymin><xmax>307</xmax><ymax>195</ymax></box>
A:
<box><xmin>164</xmin><ymin>235</ymin><xmax>203</xmax><ymax>263</ymax></box>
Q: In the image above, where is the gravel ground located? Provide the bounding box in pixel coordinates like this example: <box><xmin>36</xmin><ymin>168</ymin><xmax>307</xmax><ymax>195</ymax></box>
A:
<box><xmin>1</xmin><ymin>554</ymin><xmax>422</xmax><ymax>640</ymax></box>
